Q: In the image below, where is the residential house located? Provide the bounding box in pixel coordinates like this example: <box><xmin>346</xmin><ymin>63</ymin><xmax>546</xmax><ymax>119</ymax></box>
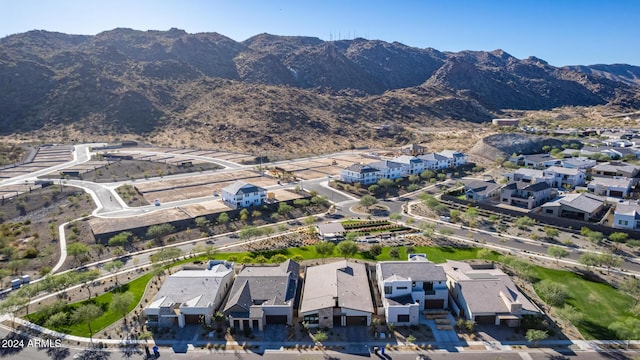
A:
<box><xmin>316</xmin><ymin>222</ymin><xmax>346</xmax><ymax>241</ymax></box>
<box><xmin>510</xmin><ymin>154</ymin><xmax>560</xmax><ymax>169</ymax></box>
<box><xmin>145</xmin><ymin>260</ymin><xmax>234</xmax><ymax>328</ymax></box>
<box><xmin>587</xmin><ymin>177</ymin><xmax>634</xmax><ymax>198</ymax></box>
<box><xmin>591</xmin><ymin>162</ymin><xmax>640</xmax><ymax>179</ymax></box>
<box><xmin>543</xmin><ymin>166</ymin><xmax>586</xmax><ymax>189</ymax></box>
<box><xmin>221</xmin><ymin>181</ymin><xmax>267</xmax><ymax>209</ymax></box>
<box><xmin>612</xmin><ymin>147</ymin><xmax>640</xmax><ymax>159</ymax></box>
<box><xmin>492</xmin><ymin>118</ymin><xmax>520</xmax><ymax>127</ymax></box>
<box><xmin>603</xmin><ymin>139</ymin><xmax>634</xmax><ymax>148</ymax></box>
<box><xmin>503</xmin><ymin>168</ymin><xmax>549</xmax><ymax>184</ymax></box>
<box><xmin>461</xmin><ymin>179</ymin><xmax>502</xmax><ymax>201</ymax></box>
<box><xmin>418</xmin><ymin>153</ymin><xmax>449</xmax><ymax>171</ymax></box>
<box><xmin>442</xmin><ymin>261</ymin><xmax>541</xmax><ymax>327</ymax></box>
<box><xmin>540</xmin><ymin>193</ymin><xmax>606</xmax><ymax>221</ymax></box>
<box><xmin>223</xmin><ymin>260</ymin><xmax>299</xmax><ymax>331</ymax></box>
<box><xmin>561</xmin><ymin>157</ymin><xmax>597</xmax><ymax>170</ymax></box>
<box><xmin>340</xmin><ymin>164</ymin><xmax>380</xmax><ymax>185</ymax></box>
<box><xmin>393</xmin><ymin>155</ymin><xmax>425</xmax><ymax>176</ymax></box>
<box><xmin>376</xmin><ymin>254</ymin><xmax>448</xmax><ymax>325</ymax></box>
<box><xmin>401</xmin><ymin>144</ymin><xmax>426</xmax><ymax>156</ymax></box>
<box><xmin>299</xmin><ymin>260</ymin><xmax>374</xmax><ymax>328</ymax></box>
<box><xmin>369</xmin><ymin>160</ymin><xmax>405</xmax><ymax>180</ymax></box>
<box><xmin>500</xmin><ymin>181</ymin><xmax>552</xmax><ymax>209</ymax></box>
<box><xmin>613</xmin><ymin>201</ymin><xmax>640</xmax><ymax>230</ymax></box>
<box><xmin>437</xmin><ymin>150</ymin><xmax>467</xmax><ymax>168</ymax></box>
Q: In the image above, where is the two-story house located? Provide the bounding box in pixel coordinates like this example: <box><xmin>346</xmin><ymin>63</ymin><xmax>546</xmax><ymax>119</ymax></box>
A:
<box><xmin>500</xmin><ymin>181</ymin><xmax>552</xmax><ymax>209</ymax></box>
<box><xmin>376</xmin><ymin>254</ymin><xmax>448</xmax><ymax>325</ymax></box>
<box><xmin>561</xmin><ymin>157</ymin><xmax>597</xmax><ymax>170</ymax></box>
<box><xmin>340</xmin><ymin>164</ymin><xmax>380</xmax><ymax>185</ymax></box>
<box><xmin>543</xmin><ymin>166</ymin><xmax>586</xmax><ymax>189</ymax></box>
<box><xmin>591</xmin><ymin>162</ymin><xmax>640</xmax><ymax>179</ymax></box>
<box><xmin>613</xmin><ymin>201</ymin><xmax>640</xmax><ymax>230</ymax></box>
<box><xmin>503</xmin><ymin>168</ymin><xmax>550</xmax><ymax>184</ymax></box>
<box><xmin>462</xmin><ymin>179</ymin><xmax>502</xmax><ymax>202</ymax></box>
<box><xmin>437</xmin><ymin>150</ymin><xmax>467</xmax><ymax>168</ymax></box>
<box><xmin>223</xmin><ymin>260</ymin><xmax>299</xmax><ymax>332</ymax></box>
<box><xmin>393</xmin><ymin>155</ymin><xmax>426</xmax><ymax>176</ymax></box>
<box><xmin>368</xmin><ymin>160</ymin><xmax>405</xmax><ymax>180</ymax></box>
<box><xmin>221</xmin><ymin>181</ymin><xmax>267</xmax><ymax>209</ymax></box>
<box><xmin>587</xmin><ymin>176</ymin><xmax>634</xmax><ymax>198</ymax></box>
<box><xmin>418</xmin><ymin>153</ymin><xmax>449</xmax><ymax>171</ymax></box>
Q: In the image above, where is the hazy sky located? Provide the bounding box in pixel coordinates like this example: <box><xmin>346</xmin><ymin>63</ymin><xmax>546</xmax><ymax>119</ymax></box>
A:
<box><xmin>2</xmin><ymin>0</ymin><xmax>638</xmax><ymax>66</ymax></box>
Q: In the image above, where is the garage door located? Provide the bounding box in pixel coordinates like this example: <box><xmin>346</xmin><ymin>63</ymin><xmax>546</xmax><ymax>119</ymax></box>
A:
<box><xmin>265</xmin><ymin>315</ymin><xmax>288</xmax><ymax>324</ymax></box>
<box><xmin>424</xmin><ymin>300</ymin><xmax>445</xmax><ymax>309</ymax></box>
<box><xmin>346</xmin><ymin>316</ymin><xmax>367</xmax><ymax>326</ymax></box>
<box><xmin>474</xmin><ymin>315</ymin><xmax>496</xmax><ymax>325</ymax></box>
<box><xmin>184</xmin><ymin>314</ymin><xmax>201</xmax><ymax>325</ymax></box>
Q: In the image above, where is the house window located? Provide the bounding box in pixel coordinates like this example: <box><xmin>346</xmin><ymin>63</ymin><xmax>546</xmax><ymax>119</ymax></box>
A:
<box><xmin>303</xmin><ymin>314</ymin><xmax>319</xmax><ymax>325</ymax></box>
<box><xmin>384</xmin><ymin>286</ymin><xmax>392</xmax><ymax>295</ymax></box>
<box><xmin>545</xmin><ymin>209</ymin><xmax>553</xmax><ymax>214</ymax></box>
<box><xmin>619</xmin><ymin>220</ymin><xmax>629</xmax><ymax>226</ymax></box>
<box><xmin>397</xmin><ymin>286</ymin><xmax>408</xmax><ymax>290</ymax></box>
<box><xmin>397</xmin><ymin>314</ymin><xmax>410</xmax><ymax>323</ymax></box>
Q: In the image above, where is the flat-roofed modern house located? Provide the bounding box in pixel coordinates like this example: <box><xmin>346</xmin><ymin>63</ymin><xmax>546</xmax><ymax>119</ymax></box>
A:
<box><xmin>316</xmin><ymin>222</ymin><xmax>346</xmax><ymax>241</ymax></box>
<box><xmin>613</xmin><ymin>201</ymin><xmax>640</xmax><ymax>230</ymax></box>
<box><xmin>540</xmin><ymin>193</ymin><xmax>606</xmax><ymax>221</ymax></box>
<box><xmin>500</xmin><ymin>181</ymin><xmax>552</xmax><ymax>209</ymax></box>
<box><xmin>503</xmin><ymin>168</ymin><xmax>549</xmax><ymax>184</ymax></box>
<box><xmin>443</xmin><ymin>261</ymin><xmax>541</xmax><ymax>327</ymax></box>
<box><xmin>591</xmin><ymin>162</ymin><xmax>640</xmax><ymax>179</ymax></box>
<box><xmin>223</xmin><ymin>260</ymin><xmax>299</xmax><ymax>332</ymax></box>
<box><xmin>561</xmin><ymin>157</ymin><xmax>597</xmax><ymax>170</ymax></box>
<box><xmin>300</xmin><ymin>260</ymin><xmax>374</xmax><ymax>328</ymax></box>
<box><xmin>511</xmin><ymin>154</ymin><xmax>560</xmax><ymax>169</ymax></box>
<box><xmin>145</xmin><ymin>260</ymin><xmax>234</xmax><ymax>328</ymax></box>
<box><xmin>221</xmin><ymin>181</ymin><xmax>267</xmax><ymax>209</ymax></box>
<box><xmin>340</xmin><ymin>164</ymin><xmax>380</xmax><ymax>185</ymax></box>
<box><xmin>587</xmin><ymin>176</ymin><xmax>634</xmax><ymax>198</ymax></box>
<box><xmin>376</xmin><ymin>254</ymin><xmax>448</xmax><ymax>325</ymax></box>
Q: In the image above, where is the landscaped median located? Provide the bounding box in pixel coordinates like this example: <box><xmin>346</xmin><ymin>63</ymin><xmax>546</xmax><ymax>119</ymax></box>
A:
<box><xmin>17</xmin><ymin>242</ymin><xmax>640</xmax><ymax>341</ymax></box>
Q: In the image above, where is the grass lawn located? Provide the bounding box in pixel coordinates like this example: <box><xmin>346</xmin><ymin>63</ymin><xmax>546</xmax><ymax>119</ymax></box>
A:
<box><xmin>27</xmin><ymin>273</ymin><xmax>152</xmax><ymax>338</ymax></box>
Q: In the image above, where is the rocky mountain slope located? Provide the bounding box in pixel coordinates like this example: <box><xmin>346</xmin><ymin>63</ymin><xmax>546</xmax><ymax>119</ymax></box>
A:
<box><xmin>0</xmin><ymin>28</ymin><xmax>638</xmax><ymax>152</ymax></box>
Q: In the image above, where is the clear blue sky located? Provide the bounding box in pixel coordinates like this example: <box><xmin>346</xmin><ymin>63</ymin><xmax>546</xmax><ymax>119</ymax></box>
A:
<box><xmin>2</xmin><ymin>0</ymin><xmax>639</xmax><ymax>66</ymax></box>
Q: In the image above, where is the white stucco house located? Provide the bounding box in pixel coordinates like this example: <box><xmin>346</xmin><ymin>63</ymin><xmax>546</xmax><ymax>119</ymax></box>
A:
<box><xmin>221</xmin><ymin>181</ymin><xmax>267</xmax><ymax>209</ymax></box>
<box><xmin>340</xmin><ymin>164</ymin><xmax>380</xmax><ymax>184</ymax></box>
<box><xmin>393</xmin><ymin>155</ymin><xmax>426</xmax><ymax>176</ymax></box>
<box><xmin>376</xmin><ymin>254</ymin><xmax>448</xmax><ymax>325</ymax></box>
<box><xmin>437</xmin><ymin>150</ymin><xmax>468</xmax><ymax>168</ymax></box>
<box><xmin>368</xmin><ymin>160</ymin><xmax>405</xmax><ymax>180</ymax></box>
<box><xmin>418</xmin><ymin>153</ymin><xmax>449</xmax><ymax>171</ymax></box>
<box><xmin>543</xmin><ymin>166</ymin><xmax>586</xmax><ymax>189</ymax></box>
<box><xmin>613</xmin><ymin>201</ymin><xmax>640</xmax><ymax>230</ymax></box>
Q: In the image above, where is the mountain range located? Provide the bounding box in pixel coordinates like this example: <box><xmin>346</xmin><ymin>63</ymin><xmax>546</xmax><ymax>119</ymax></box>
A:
<box><xmin>1</xmin><ymin>28</ymin><xmax>639</xmax><ymax>151</ymax></box>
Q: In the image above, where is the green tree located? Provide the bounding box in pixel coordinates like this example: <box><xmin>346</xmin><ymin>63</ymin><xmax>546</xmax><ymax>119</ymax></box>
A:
<box><xmin>369</xmin><ymin>244</ymin><xmax>382</xmax><ymax>258</ymax></box>
<box><xmin>103</xmin><ymin>260</ymin><xmax>125</xmax><ymax>287</ymax></box>
<box><xmin>514</xmin><ymin>216</ymin><xmax>535</xmax><ymax>229</ymax></box>
<box><xmin>314</xmin><ymin>330</ymin><xmax>328</xmax><ymax>343</ymax></box>
<box><xmin>239</xmin><ymin>208</ymin><xmax>250</xmax><ymax>221</ymax></box>
<box><xmin>557</xmin><ymin>305</ymin><xmax>584</xmax><ymax>325</ymax></box>
<box><xmin>194</xmin><ymin>217</ymin><xmax>210</xmax><ymax>231</ymax></box>
<box><xmin>110</xmin><ymin>292</ymin><xmax>135</xmax><ymax>320</ymax></box>
<box><xmin>218</xmin><ymin>212</ymin><xmax>230</xmax><ymax>224</ymax></box>
<box><xmin>304</xmin><ymin>216</ymin><xmax>317</xmax><ymax>226</ymax></box>
<box><xmin>547</xmin><ymin>246</ymin><xmax>569</xmax><ymax>265</ymax></box>
<box><xmin>477</xmin><ymin>248</ymin><xmax>493</xmax><ymax>260</ymax></box>
<box><xmin>368</xmin><ymin>184</ymin><xmax>380</xmax><ymax>194</ymax></box>
<box><xmin>146</xmin><ymin>223</ymin><xmax>175</xmax><ymax>241</ymax></box>
<box><xmin>578</xmin><ymin>252</ymin><xmax>601</xmax><ymax>270</ymax></box>
<box><xmin>619</xmin><ymin>277</ymin><xmax>640</xmax><ymax>305</ymax></box>
<box><xmin>71</xmin><ymin>304</ymin><xmax>103</xmax><ymax>339</ymax></box>
<box><xmin>271</xmin><ymin>254</ymin><xmax>288</xmax><ymax>263</ymax></box>
<box><xmin>608</xmin><ymin>318</ymin><xmax>640</xmax><ymax>340</ymax></box>
<box><xmin>0</xmin><ymin>293</ymin><xmax>26</xmax><ymax>327</ymax></box>
<box><xmin>525</xmin><ymin>329</ymin><xmax>548</xmax><ymax>347</ymax></box>
<box><xmin>359</xmin><ymin>195</ymin><xmax>378</xmax><ymax>207</ymax></box>
<box><xmin>315</xmin><ymin>241</ymin><xmax>335</xmax><ymax>257</ymax></box>
<box><xmin>149</xmin><ymin>247</ymin><xmax>183</xmax><ymax>264</ymax></box>
<box><xmin>345</xmin><ymin>231</ymin><xmax>362</xmax><ymax>242</ymax></box>
<box><xmin>377</xmin><ymin>178</ymin><xmax>395</xmax><ymax>191</ymax></box>
<box><xmin>535</xmin><ymin>280</ymin><xmax>568</xmax><ymax>306</ymax></box>
<box><xmin>449</xmin><ymin>209</ymin><xmax>461</xmax><ymax>222</ymax></box>
<box><xmin>108</xmin><ymin>231</ymin><xmax>132</xmax><ymax>248</ymax></box>
<box><xmin>44</xmin><ymin>312</ymin><xmax>68</xmax><ymax>329</ymax></box>
<box><xmin>67</xmin><ymin>242</ymin><xmax>89</xmax><ymax>266</ymax></box>
<box><xmin>420</xmin><ymin>170</ymin><xmax>436</xmax><ymax>180</ymax></box>
<box><xmin>586</xmin><ymin>231</ymin><xmax>604</xmax><ymax>244</ymax></box>
<box><xmin>463</xmin><ymin>207</ymin><xmax>479</xmax><ymax>226</ymax></box>
<box><xmin>599</xmin><ymin>252</ymin><xmax>622</xmax><ymax>274</ymax></box>
<box><xmin>406</xmin><ymin>334</ymin><xmax>416</xmax><ymax>344</ymax></box>
<box><xmin>336</xmin><ymin>240</ymin><xmax>359</xmax><ymax>258</ymax></box>
<box><xmin>543</xmin><ymin>227</ymin><xmax>559</xmax><ymax>239</ymax></box>
<box><xmin>239</xmin><ymin>226</ymin><xmax>263</xmax><ymax>240</ymax></box>
<box><xmin>389</xmin><ymin>247</ymin><xmax>400</xmax><ymax>259</ymax></box>
<box><xmin>609</xmin><ymin>232</ymin><xmax>629</xmax><ymax>243</ymax></box>
<box><xmin>277</xmin><ymin>202</ymin><xmax>294</xmax><ymax>215</ymax></box>
<box><xmin>389</xmin><ymin>213</ymin><xmax>402</xmax><ymax>220</ymax></box>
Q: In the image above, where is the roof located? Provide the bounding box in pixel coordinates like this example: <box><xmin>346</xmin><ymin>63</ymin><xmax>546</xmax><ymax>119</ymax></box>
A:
<box><xmin>442</xmin><ymin>261</ymin><xmax>541</xmax><ymax>315</ymax></box>
<box><xmin>615</xmin><ymin>202</ymin><xmax>640</xmax><ymax>218</ymax></box>
<box><xmin>222</xmin><ymin>181</ymin><xmax>266</xmax><ymax>196</ymax></box>
<box><xmin>402</xmin><ymin>144</ymin><xmax>425</xmax><ymax>151</ymax></box>
<box><xmin>522</xmin><ymin>153</ymin><xmax>558</xmax><ymax>164</ymax></box>
<box><xmin>544</xmin><ymin>166</ymin><xmax>583</xmax><ymax>176</ymax></box>
<box><xmin>593</xmin><ymin>162</ymin><xmax>640</xmax><ymax>174</ymax></box>
<box><xmin>438</xmin><ymin>150</ymin><xmax>465</xmax><ymax>158</ymax></box>
<box><xmin>462</xmin><ymin>179</ymin><xmax>501</xmax><ymax>196</ymax></box>
<box><xmin>300</xmin><ymin>260</ymin><xmax>374</xmax><ymax>314</ymax></box>
<box><xmin>504</xmin><ymin>181</ymin><xmax>550</xmax><ymax>192</ymax></box>
<box><xmin>418</xmin><ymin>153</ymin><xmax>448</xmax><ymax>162</ymax></box>
<box><xmin>393</xmin><ymin>155</ymin><xmax>422</xmax><ymax>164</ymax></box>
<box><xmin>316</xmin><ymin>222</ymin><xmax>346</xmax><ymax>235</ymax></box>
<box><xmin>561</xmin><ymin>157</ymin><xmax>596</xmax><ymax>167</ymax></box>
<box><xmin>148</xmin><ymin>262</ymin><xmax>234</xmax><ymax>310</ymax></box>
<box><xmin>589</xmin><ymin>176</ymin><xmax>633</xmax><ymax>188</ymax></box>
<box><xmin>343</xmin><ymin>164</ymin><xmax>379</xmax><ymax>174</ymax></box>
<box><xmin>223</xmin><ymin>260</ymin><xmax>299</xmax><ymax>313</ymax></box>
<box><xmin>541</xmin><ymin>193</ymin><xmax>605</xmax><ymax>213</ymax></box>
<box><xmin>513</xmin><ymin>168</ymin><xmax>545</xmax><ymax>177</ymax></box>
<box><xmin>378</xmin><ymin>260</ymin><xmax>446</xmax><ymax>283</ymax></box>
<box><xmin>368</xmin><ymin>160</ymin><xmax>405</xmax><ymax>170</ymax></box>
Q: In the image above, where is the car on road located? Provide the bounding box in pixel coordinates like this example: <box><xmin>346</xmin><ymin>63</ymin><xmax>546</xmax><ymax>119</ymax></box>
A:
<box><xmin>287</xmin><ymin>220</ymin><xmax>302</xmax><ymax>226</ymax></box>
<box><xmin>154</xmin><ymin>199</ymin><xmax>161</xmax><ymax>206</ymax></box>
<box><xmin>228</xmin><ymin>234</ymin><xmax>238</xmax><ymax>239</ymax></box>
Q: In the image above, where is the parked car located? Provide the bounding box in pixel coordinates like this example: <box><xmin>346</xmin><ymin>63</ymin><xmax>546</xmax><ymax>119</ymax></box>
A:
<box><xmin>154</xmin><ymin>199</ymin><xmax>161</xmax><ymax>206</ymax></box>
